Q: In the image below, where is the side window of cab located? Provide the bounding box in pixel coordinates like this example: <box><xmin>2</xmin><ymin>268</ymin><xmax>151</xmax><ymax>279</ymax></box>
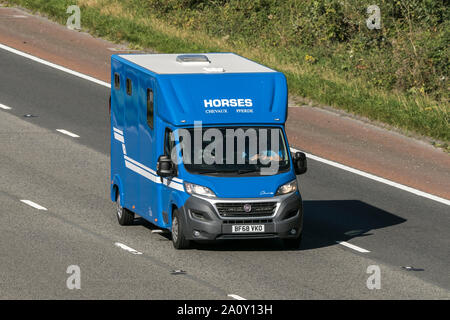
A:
<box><xmin>164</xmin><ymin>128</ymin><xmax>175</xmax><ymax>158</ymax></box>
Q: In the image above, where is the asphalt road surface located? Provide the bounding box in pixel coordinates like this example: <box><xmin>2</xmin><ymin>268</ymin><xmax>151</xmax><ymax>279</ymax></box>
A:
<box><xmin>0</xmin><ymin>47</ymin><xmax>449</xmax><ymax>299</ymax></box>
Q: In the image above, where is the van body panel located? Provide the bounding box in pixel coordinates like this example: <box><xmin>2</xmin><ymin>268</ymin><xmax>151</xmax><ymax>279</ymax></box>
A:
<box><xmin>156</xmin><ymin>72</ymin><xmax>288</xmax><ymax>126</ymax></box>
<box><xmin>110</xmin><ymin>53</ymin><xmax>304</xmax><ymax>241</ymax></box>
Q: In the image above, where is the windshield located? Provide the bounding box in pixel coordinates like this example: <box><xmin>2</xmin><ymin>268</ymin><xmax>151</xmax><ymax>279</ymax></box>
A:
<box><xmin>174</xmin><ymin>126</ymin><xmax>290</xmax><ymax>176</ymax></box>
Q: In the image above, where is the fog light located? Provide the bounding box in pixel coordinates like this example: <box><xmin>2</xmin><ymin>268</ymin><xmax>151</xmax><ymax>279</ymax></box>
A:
<box><xmin>193</xmin><ymin>230</ymin><xmax>201</xmax><ymax>237</ymax></box>
<box><xmin>290</xmin><ymin>229</ymin><xmax>297</xmax><ymax>235</ymax></box>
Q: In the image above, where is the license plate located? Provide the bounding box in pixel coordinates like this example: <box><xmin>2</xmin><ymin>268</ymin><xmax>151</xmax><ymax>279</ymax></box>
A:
<box><xmin>231</xmin><ymin>224</ymin><xmax>265</xmax><ymax>233</ymax></box>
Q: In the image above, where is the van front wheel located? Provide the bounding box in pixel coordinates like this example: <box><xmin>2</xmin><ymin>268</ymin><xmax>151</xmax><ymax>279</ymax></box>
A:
<box><xmin>172</xmin><ymin>209</ymin><xmax>190</xmax><ymax>249</ymax></box>
<box><xmin>116</xmin><ymin>194</ymin><xmax>134</xmax><ymax>226</ymax></box>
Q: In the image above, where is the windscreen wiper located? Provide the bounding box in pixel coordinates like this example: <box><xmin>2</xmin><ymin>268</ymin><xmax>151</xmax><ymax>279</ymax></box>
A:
<box><xmin>237</xmin><ymin>169</ymin><xmax>259</xmax><ymax>174</ymax></box>
<box><xmin>195</xmin><ymin>169</ymin><xmax>234</xmax><ymax>175</ymax></box>
<box><xmin>195</xmin><ymin>168</ymin><xmax>258</xmax><ymax>175</ymax></box>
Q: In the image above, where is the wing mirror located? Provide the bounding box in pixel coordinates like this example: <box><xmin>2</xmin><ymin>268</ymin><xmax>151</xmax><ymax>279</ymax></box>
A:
<box><xmin>156</xmin><ymin>155</ymin><xmax>175</xmax><ymax>178</ymax></box>
<box><xmin>293</xmin><ymin>152</ymin><xmax>307</xmax><ymax>175</ymax></box>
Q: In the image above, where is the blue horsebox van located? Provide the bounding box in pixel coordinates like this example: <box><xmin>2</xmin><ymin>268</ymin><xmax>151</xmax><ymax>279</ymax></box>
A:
<box><xmin>110</xmin><ymin>53</ymin><xmax>307</xmax><ymax>249</ymax></box>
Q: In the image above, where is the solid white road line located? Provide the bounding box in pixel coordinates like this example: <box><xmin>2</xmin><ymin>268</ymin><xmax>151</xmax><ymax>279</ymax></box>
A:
<box><xmin>114</xmin><ymin>242</ymin><xmax>143</xmax><ymax>255</ymax></box>
<box><xmin>20</xmin><ymin>200</ymin><xmax>48</xmax><ymax>211</ymax></box>
<box><xmin>336</xmin><ymin>241</ymin><xmax>370</xmax><ymax>253</ymax></box>
<box><xmin>227</xmin><ymin>294</ymin><xmax>247</xmax><ymax>300</ymax></box>
<box><xmin>56</xmin><ymin>129</ymin><xmax>80</xmax><ymax>138</ymax></box>
<box><xmin>0</xmin><ymin>103</ymin><xmax>12</xmax><ymax>110</ymax></box>
<box><xmin>290</xmin><ymin>147</ymin><xmax>450</xmax><ymax>206</ymax></box>
<box><xmin>0</xmin><ymin>43</ymin><xmax>110</xmax><ymax>88</ymax></box>
<box><xmin>1</xmin><ymin>43</ymin><xmax>447</xmax><ymax>206</ymax></box>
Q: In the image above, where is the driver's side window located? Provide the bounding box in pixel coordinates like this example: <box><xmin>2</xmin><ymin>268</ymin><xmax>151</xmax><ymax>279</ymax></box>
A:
<box><xmin>164</xmin><ymin>128</ymin><xmax>175</xmax><ymax>158</ymax></box>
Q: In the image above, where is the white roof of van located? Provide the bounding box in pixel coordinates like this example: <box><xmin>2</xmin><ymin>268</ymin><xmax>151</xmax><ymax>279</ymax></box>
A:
<box><xmin>119</xmin><ymin>53</ymin><xmax>276</xmax><ymax>74</ymax></box>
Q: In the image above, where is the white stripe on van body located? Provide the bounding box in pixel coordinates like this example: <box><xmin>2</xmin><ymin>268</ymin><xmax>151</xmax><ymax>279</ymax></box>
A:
<box><xmin>124</xmin><ymin>156</ymin><xmax>184</xmax><ymax>190</ymax></box>
<box><xmin>113</xmin><ymin>132</ymin><xmax>124</xmax><ymax>143</ymax></box>
<box><xmin>162</xmin><ymin>177</ymin><xmax>185</xmax><ymax>192</ymax></box>
<box><xmin>113</xmin><ymin>127</ymin><xmax>124</xmax><ymax>135</ymax></box>
<box><xmin>125</xmin><ymin>160</ymin><xmax>158</xmax><ymax>182</ymax></box>
<box><xmin>125</xmin><ymin>159</ymin><xmax>184</xmax><ymax>191</ymax></box>
<box><xmin>124</xmin><ymin>155</ymin><xmax>157</xmax><ymax>175</ymax></box>
<box><xmin>172</xmin><ymin>177</ymin><xmax>183</xmax><ymax>184</ymax></box>
<box><xmin>116</xmin><ymin>132</ymin><xmax>184</xmax><ymax>192</ymax></box>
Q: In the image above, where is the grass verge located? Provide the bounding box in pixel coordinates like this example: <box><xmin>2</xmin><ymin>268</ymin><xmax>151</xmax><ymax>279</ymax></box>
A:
<box><xmin>3</xmin><ymin>0</ymin><xmax>449</xmax><ymax>146</ymax></box>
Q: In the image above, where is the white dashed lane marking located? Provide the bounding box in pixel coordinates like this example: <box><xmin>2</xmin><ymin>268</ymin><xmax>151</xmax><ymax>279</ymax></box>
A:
<box><xmin>56</xmin><ymin>129</ymin><xmax>80</xmax><ymax>138</ymax></box>
<box><xmin>20</xmin><ymin>200</ymin><xmax>48</xmax><ymax>211</ymax></box>
<box><xmin>0</xmin><ymin>103</ymin><xmax>12</xmax><ymax>110</ymax></box>
<box><xmin>336</xmin><ymin>241</ymin><xmax>370</xmax><ymax>253</ymax></box>
<box><xmin>227</xmin><ymin>294</ymin><xmax>247</xmax><ymax>300</ymax></box>
<box><xmin>114</xmin><ymin>242</ymin><xmax>143</xmax><ymax>255</ymax></box>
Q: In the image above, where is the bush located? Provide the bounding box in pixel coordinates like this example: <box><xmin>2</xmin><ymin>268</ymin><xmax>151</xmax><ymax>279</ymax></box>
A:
<box><xmin>133</xmin><ymin>0</ymin><xmax>448</xmax><ymax>102</ymax></box>
<box><xmin>6</xmin><ymin>0</ymin><xmax>448</xmax><ymax>141</ymax></box>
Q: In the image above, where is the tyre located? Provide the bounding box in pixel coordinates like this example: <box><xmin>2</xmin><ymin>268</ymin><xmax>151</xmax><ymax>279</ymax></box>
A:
<box><xmin>116</xmin><ymin>193</ymin><xmax>134</xmax><ymax>226</ymax></box>
<box><xmin>171</xmin><ymin>209</ymin><xmax>190</xmax><ymax>249</ymax></box>
<box><xmin>283</xmin><ymin>232</ymin><xmax>302</xmax><ymax>250</ymax></box>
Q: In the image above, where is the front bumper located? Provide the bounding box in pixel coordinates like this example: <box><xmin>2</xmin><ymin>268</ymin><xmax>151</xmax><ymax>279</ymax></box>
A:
<box><xmin>179</xmin><ymin>192</ymin><xmax>303</xmax><ymax>241</ymax></box>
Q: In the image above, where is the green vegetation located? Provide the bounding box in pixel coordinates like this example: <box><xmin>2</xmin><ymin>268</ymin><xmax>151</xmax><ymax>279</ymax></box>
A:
<box><xmin>4</xmin><ymin>0</ymin><xmax>449</xmax><ymax>143</ymax></box>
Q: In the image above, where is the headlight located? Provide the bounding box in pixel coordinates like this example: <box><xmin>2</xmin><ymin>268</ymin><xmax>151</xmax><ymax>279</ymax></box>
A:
<box><xmin>276</xmin><ymin>180</ymin><xmax>298</xmax><ymax>195</ymax></box>
<box><xmin>184</xmin><ymin>182</ymin><xmax>216</xmax><ymax>198</ymax></box>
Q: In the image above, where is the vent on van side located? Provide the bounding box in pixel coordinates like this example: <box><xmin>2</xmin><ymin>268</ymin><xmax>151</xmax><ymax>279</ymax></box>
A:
<box><xmin>176</xmin><ymin>54</ymin><xmax>210</xmax><ymax>64</ymax></box>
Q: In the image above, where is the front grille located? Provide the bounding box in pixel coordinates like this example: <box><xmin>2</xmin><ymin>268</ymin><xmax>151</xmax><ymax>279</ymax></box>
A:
<box><xmin>222</xmin><ymin>219</ymin><xmax>273</xmax><ymax>224</ymax></box>
<box><xmin>216</xmin><ymin>202</ymin><xmax>277</xmax><ymax>218</ymax></box>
